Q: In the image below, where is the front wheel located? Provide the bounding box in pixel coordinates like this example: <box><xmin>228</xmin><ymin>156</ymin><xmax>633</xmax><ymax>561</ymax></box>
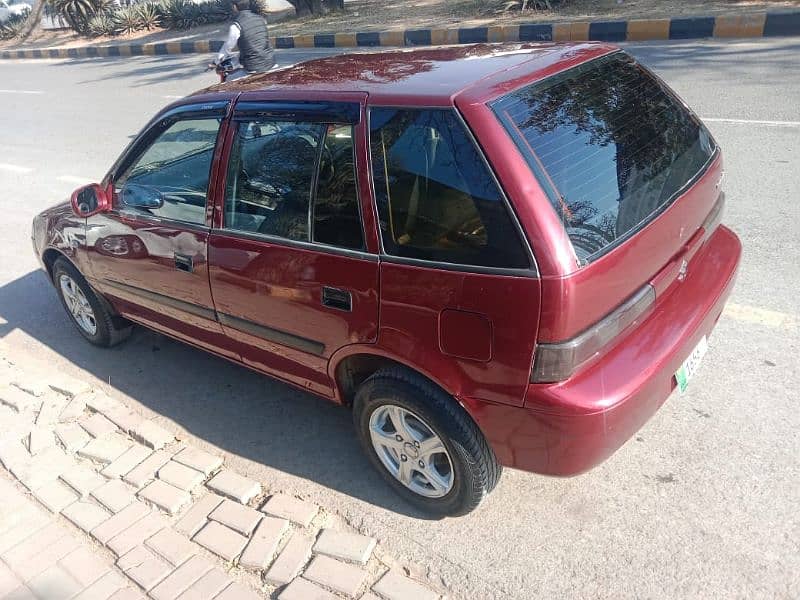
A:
<box><xmin>353</xmin><ymin>368</ymin><xmax>501</xmax><ymax>517</ymax></box>
<box><xmin>52</xmin><ymin>258</ymin><xmax>131</xmax><ymax>347</ymax></box>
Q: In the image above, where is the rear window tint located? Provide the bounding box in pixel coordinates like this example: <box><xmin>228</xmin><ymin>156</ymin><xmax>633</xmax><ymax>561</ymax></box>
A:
<box><xmin>493</xmin><ymin>51</ymin><xmax>716</xmax><ymax>263</ymax></box>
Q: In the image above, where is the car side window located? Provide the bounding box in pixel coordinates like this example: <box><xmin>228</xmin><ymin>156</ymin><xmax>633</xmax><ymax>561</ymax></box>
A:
<box><xmin>369</xmin><ymin>108</ymin><xmax>530</xmax><ymax>269</ymax></box>
<box><xmin>224</xmin><ymin>120</ymin><xmax>364</xmax><ymax>250</ymax></box>
<box><xmin>115</xmin><ymin>118</ymin><xmax>221</xmax><ymax>226</ymax></box>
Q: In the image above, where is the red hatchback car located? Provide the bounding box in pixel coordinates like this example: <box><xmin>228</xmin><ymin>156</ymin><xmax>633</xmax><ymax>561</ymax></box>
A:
<box><xmin>32</xmin><ymin>43</ymin><xmax>741</xmax><ymax>516</ymax></box>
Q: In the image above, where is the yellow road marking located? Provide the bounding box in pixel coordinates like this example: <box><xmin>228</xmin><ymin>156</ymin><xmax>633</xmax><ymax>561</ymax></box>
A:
<box><xmin>723</xmin><ymin>303</ymin><xmax>798</xmax><ymax>331</ymax></box>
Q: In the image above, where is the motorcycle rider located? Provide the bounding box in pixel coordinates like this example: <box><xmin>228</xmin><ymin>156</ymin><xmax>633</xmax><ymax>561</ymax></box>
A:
<box><xmin>210</xmin><ymin>0</ymin><xmax>274</xmax><ymax>81</ymax></box>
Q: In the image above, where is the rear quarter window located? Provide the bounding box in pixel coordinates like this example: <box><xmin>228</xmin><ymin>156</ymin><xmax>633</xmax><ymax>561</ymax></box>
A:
<box><xmin>492</xmin><ymin>51</ymin><xmax>717</xmax><ymax>263</ymax></box>
<box><xmin>369</xmin><ymin>107</ymin><xmax>530</xmax><ymax>270</ymax></box>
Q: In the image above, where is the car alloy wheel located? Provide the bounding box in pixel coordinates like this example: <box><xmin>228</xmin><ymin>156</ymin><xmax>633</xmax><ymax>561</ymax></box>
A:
<box><xmin>368</xmin><ymin>404</ymin><xmax>454</xmax><ymax>498</ymax></box>
<box><xmin>59</xmin><ymin>274</ymin><xmax>98</xmax><ymax>336</ymax></box>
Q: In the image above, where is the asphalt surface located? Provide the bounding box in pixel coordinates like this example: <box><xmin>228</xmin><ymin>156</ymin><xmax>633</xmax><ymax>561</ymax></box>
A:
<box><xmin>1</xmin><ymin>38</ymin><xmax>799</xmax><ymax>599</ymax></box>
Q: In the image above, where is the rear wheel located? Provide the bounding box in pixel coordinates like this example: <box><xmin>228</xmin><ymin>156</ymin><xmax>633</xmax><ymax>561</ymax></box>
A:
<box><xmin>52</xmin><ymin>258</ymin><xmax>131</xmax><ymax>347</ymax></box>
<box><xmin>354</xmin><ymin>368</ymin><xmax>501</xmax><ymax>517</ymax></box>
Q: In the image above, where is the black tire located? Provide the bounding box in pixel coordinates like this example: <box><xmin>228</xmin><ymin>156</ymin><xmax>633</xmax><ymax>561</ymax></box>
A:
<box><xmin>52</xmin><ymin>257</ymin><xmax>132</xmax><ymax>347</ymax></box>
<box><xmin>353</xmin><ymin>368</ymin><xmax>501</xmax><ymax>517</ymax></box>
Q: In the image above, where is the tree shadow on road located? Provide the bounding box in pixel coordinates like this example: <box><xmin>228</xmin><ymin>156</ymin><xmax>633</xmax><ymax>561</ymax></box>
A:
<box><xmin>0</xmin><ymin>269</ymin><xmax>430</xmax><ymax>519</ymax></box>
<box><xmin>49</xmin><ymin>55</ymin><xmax>209</xmax><ymax>87</ymax></box>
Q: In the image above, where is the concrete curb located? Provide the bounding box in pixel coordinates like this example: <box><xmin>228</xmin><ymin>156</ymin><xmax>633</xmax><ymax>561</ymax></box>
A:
<box><xmin>2</xmin><ymin>10</ymin><xmax>799</xmax><ymax>60</ymax></box>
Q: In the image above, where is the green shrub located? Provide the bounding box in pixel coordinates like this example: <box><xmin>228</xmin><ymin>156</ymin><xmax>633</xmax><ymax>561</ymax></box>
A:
<box><xmin>86</xmin><ymin>11</ymin><xmax>115</xmax><ymax>36</ymax></box>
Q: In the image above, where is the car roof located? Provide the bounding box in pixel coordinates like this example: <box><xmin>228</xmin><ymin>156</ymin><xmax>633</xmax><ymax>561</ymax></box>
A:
<box><xmin>194</xmin><ymin>42</ymin><xmax>618</xmax><ymax>107</ymax></box>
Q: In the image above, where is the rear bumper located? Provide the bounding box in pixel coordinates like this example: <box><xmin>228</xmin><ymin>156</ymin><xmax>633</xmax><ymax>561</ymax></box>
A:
<box><xmin>466</xmin><ymin>225</ymin><xmax>742</xmax><ymax>476</ymax></box>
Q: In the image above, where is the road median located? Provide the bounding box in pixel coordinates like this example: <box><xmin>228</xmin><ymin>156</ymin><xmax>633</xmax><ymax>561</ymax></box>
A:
<box><xmin>2</xmin><ymin>10</ymin><xmax>799</xmax><ymax>60</ymax></box>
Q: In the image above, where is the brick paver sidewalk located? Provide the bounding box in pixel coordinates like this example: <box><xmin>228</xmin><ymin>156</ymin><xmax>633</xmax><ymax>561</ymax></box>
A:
<box><xmin>0</xmin><ymin>350</ymin><xmax>444</xmax><ymax>600</ymax></box>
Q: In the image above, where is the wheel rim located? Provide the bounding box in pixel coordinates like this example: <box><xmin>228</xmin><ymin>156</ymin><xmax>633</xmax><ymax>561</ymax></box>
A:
<box><xmin>59</xmin><ymin>274</ymin><xmax>97</xmax><ymax>336</ymax></box>
<box><xmin>368</xmin><ymin>404</ymin><xmax>454</xmax><ymax>499</ymax></box>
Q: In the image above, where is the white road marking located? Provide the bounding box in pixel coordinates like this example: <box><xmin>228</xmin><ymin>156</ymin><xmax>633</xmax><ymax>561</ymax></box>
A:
<box><xmin>702</xmin><ymin>117</ymin><xmax>800</xmax><ymax>127</ymax></box>
<box><xmin>723</xmin><ymin>303</ymin><xmax>798</xmax><ymax>331</ymax></box>
<box><xmin>0</xmin><ymin>163</ymin><xmax>33</xmax><ymax>173</ymax></box>
<box><xmin>163</xmin><ymin>95</ymin><xmax>183</xmax><ymax>99</ymax></box>
<box><xmin>57</xmin><ymin>175</ymin><xmax>94</xmax><ymax>185</ymax></box>
<box><xmin>0</xmin><ymin>89</ymin><xmax>43</xmax><ymax>95</ymax></box>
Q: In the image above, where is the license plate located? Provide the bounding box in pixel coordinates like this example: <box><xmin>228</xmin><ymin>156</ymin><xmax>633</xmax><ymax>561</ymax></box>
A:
<box><xmin>675</xmin><ymin>335</ymin><xmax>709</xmax><ymax>394</ymax></box>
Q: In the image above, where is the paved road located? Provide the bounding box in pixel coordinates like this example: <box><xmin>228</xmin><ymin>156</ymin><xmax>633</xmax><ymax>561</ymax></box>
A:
<box><xmin>1</xmin><ymin>38</ymin><xmax>799</xmax><ymax>599</ymax></box>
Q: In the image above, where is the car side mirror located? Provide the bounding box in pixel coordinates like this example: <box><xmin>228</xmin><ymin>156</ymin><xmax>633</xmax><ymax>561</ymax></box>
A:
<box><xmin>70</xmin><ymin>183</ymin><xmax>111</xmax><ymax>218</ymax></box>
<box><xmin>119</xmin><ymin>183</ymin><xmax>165</xmax><ymax>210</ymax></box>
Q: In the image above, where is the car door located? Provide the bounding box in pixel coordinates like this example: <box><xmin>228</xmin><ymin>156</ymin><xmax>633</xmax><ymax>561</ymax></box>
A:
<box><xmin>207</xmin><ymin>96</ymin><xmax>379</xmax><ymax>397</ymax></box>
<box><xmin>85</xmin><ymin>101</ymin><xmax>237</xmax><ymax>359</ymax></box>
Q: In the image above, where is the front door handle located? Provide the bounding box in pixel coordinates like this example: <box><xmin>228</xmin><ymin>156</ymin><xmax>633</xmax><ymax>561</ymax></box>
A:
<box><xmin>174</xmin><ymin>253</ymin><xmax>193</xmax><ymax>273</ymax></box>
<box><xmin>322</xmin><ymin>286</ymin><xmax>352</xmax><ymax>311</ymax></box>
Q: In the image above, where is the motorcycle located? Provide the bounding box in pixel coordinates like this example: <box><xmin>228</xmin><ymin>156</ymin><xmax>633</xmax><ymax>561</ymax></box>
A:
<box><xmin>206</xmin><ymin>57</ymin><xmax>238</xmax><ymax>83</ymax></box>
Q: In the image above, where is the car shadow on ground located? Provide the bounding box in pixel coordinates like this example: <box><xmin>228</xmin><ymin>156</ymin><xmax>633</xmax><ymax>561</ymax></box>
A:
<box><xmin>0</xmin><ymin>269</ymin><xmax>430</xmax><ymax>518</ymax></box>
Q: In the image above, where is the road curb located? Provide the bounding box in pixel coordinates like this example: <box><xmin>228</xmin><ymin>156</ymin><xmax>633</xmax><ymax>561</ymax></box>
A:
<box><xmin>2</xmin><ymin>9</ymin><xmax>799</xmax><ymax>59</ymax></box>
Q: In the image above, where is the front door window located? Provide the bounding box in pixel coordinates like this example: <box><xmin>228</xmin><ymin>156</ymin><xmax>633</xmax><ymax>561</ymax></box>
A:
<box><xmin>115</xmin><ymin>118</ymin><xmax>222</xmax><ymax>226</ymax></box>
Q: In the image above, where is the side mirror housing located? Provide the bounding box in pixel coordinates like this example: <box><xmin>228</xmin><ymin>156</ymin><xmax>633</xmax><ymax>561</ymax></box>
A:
<box><xmin>70</xmin><ymin>183</ymin><xmax>110</xmax><ymax>218</ymax></box>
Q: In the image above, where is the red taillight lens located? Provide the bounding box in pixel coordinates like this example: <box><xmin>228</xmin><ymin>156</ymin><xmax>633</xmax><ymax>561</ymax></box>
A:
<box><xmin>531</xmin><ymin>284</ymin><xmax>656</xmax><ymax>383</ymax></box>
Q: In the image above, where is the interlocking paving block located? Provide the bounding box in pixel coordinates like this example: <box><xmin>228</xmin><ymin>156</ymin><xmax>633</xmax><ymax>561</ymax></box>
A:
<box><xmin>0</xmin><ymin>511</ymin><xmax>49</xmax><ymax>555</ymax></box>
<box><xmin>2</xmin><ymin>522</ymin><xmax>61</xmax><ymax>566</ymax></box>
<box><xmin>3</xmin><ymin>524</ymin><xmax>81</xmax><ymax>581</ymax></box>
<box><xmin>131</xmin><ymin>419</ymin><xmax>174</xmax><ymax>450</ymax></box>
<box><xmin>0</xmin><ymin>439</ymin><xmax>30</xmax><ymax>471</ymax></box>
<box><xmin>79</xmin><ymin>389</ymin><xmax>121</xmax><ymax>414</ymax></box>
<box><xmin>124</xmin><ymin>449</ymin><xmax>173</xmax><ymax>488</ymax></box>
<box><xmin>174</xmin><ymin>493</ymin><xmax>225</xmax><ymax>537</ymax></box>
<box><xmin>138</xmin><ymin>479</ymin><xmax>191</xmax><ymax>515</ymax></box>
<box><xmin>102</xmin><ymin>443</ymin><xmax>151</xmax><ymax>479</ymax></box>
<box><xmin>62</xmin><ymin>500</ymin><xmax>112</xmax><ymax>533</ymax></box>
<box><xmin>35</xmin><ymin>394</ymin><xmax>67</xmax><ymax>426</ymax></box>
<box><xmin>55</xmin><ymin>422</ymin><xmax>91</xmax><ymax>453</ymax></box>
<box><xmin>0</xmin><ymin>561</ymin><xmax>22</xmax><ymax>597</ymax></box>
<box><xmin>101</xmin><ymin>405</ymin><xmax>143</xmax><ymax>434</ymax></box>
<box><xmin>145</xmin><ymin>527</ymin><xmax>197</xmax><ymax>567</ymax></box>
<box><xmin>11</xmin><ymin>378</ymin><xmax>48</xmax><ymax>397</ymax></box>
<box><xmin>78</xmin><ymin>433</ymin><xmax>131</xmax><ymax>463</ymax></box>
<box><xmin>239</xmin><ymin>516</ymin><xmax>290</xmax><ymax>571</ymax></box>
<box><xmin>209</xmin><ymin>499</ymin><xmax>262</xmax><ymax>537</ymax></box>
<box><xmin>4</xmin><ymin>586</ymin><xmax>37</xmax><ymax>600</ymax></box>
<box><xmin>193</xmin><ymin>521</ymin><xmax>248</xmax><ymax>562</ymax></box>
<box><xmin>27</xmin><ymin>564</ymin><xmax>83</xmax><ymax>600</ymax></box>
<box><xmin>91</xmin><ymin>479</ymin><xmax>136</xmax><ymax>513</ymax></box>
<box><xmin>80</xmin><ymin>412</ymin><xmax>119</xmax><ymax>438</ymax></box>
<box><xmin>304</xmin><ymin>555</ymin><xmax>368</xmax><ymax>598</ymax></box>
<box><xmin>214</xmin><ymin>582</ymin><xmax>262</xmax><ymax>600</ymax></box>
<box><xmin>261</xmin><ymin>494</ymin><xmax>319</xmax><ymax>527</ymax></box>
<box><xmin>58</xmin><ymin>396</ymin><xmax>87</xmax><ymax>423</ymax></box>
<box><xmin>60</xmin><ymin>464</ymin><xmax>106</xmax><ymax>497</ymax></box>
<box><xmin>108</xmin><ymin>588</ymin><xmax>146</xmax><ymax>600</ymax></box>
<box><xmin>117</xmin><ymin>545</ymin><xmax>173</xmax><ymax>592</ymax></box>
<box><xmin>265</xmin><ymin>532</ymin><xmax>314</xmax><ymax>586</ymax></box>
<box><xmin>177</xmin><ymin>567</ymin><xmax>232</xmax><ymax>600</ymax></box>
<box><xmin>313</xmin><ymin>529</ymin><xmax>377</xmax><ymax>565</ymax></box>
<box><xmin>149</xmin><ymin>554</ymin><xmax>213</xmax><ymax>600</ymax></box>
<box><xmin>158</xmin><ymin>460</ymin><xmax>205</xmax><ymax>492</ymax></box>
<box><xmin>16</xmin><ymin>446</ymin><xmax>74</xmax><ymax>491</ymax></box>
<box><xmin>373</xmin><ymin>570</ymin><xmax>441</xmax><ymax>600</ymax></box>
<box><xmin>48</xmin><ymin>374</ymin><xmax>92</xmax><ymax>398</ymax></box>
<box><xmin>206</xmin><ymin>469</ymin><xmax>261</xmax><ymax>504</ymax></box>
<box><xmin>278</xmin><ymin>577</ymin><xmax>337</xmax><ymax>600</ymax></box>
<box><xmin>173</xmin><ymin>446</ymin><xmax>223</xmax><ymax>476</ymax></box>
<box><xmin>58</xmin><ymin>546</ymin><xmax>111</xmax><ymax>587</ymax></box>
<box><xmin>33</xmin><ymin>479</ymin><xmax>79</xmax><ymax>513</ymax></box>
<box><xmin>91</xmin><ymin>501</ymin><xmax>150</xmax><ymax>544</ymax></box>
<box><xmin>0</xmin><ymin>385</ymin><xmax>38</xmax><ymax>411</ymax></box>
<box><xmin>107</xmin><ymin>512</ymin><xmax>168</xmax><ymax>558</ymax></box>
<box><xmin>26</xmin><ymin>426</ymin><xmax>54</xmax><ymax>455</ymax></box>
<box><xmin>71</xmin><ymin>571</ymin><xmax>127</xmax><ymax>600</ymax></box>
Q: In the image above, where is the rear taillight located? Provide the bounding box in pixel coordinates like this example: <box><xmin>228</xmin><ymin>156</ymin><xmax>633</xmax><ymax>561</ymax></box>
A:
<box><xmin>702</xmin><ymin>191</ymin><xmax>725</xmax><ymax>239</ymax></box>
<box><xmin>531</xmin><ymin>285</ymin><xmax>656</xmax><ymax>383</ymax></box>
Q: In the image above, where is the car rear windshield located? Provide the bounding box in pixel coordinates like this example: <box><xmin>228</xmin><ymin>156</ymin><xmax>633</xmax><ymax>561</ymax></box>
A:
<box><xmin>492</xmin><ymin>51</ymin><xmax>717</xmax><ymax>263</ymax></box>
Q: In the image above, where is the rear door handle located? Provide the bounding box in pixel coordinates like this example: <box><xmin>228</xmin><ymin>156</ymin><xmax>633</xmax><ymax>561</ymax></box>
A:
<box><xmin>174</xmin><ymin>253</ymin><xmax>193</xmax><ymax>273</ymax></box>
<box><xmin>322</xmin><ymin>286</ymin><xmax>352</xmax><ymax>311</ymax></box>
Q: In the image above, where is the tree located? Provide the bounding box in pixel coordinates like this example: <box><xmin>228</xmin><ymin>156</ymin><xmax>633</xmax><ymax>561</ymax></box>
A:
<box><xmin>18</xmin><ymin>0</ymin><xmax>45</xmax><ymax>41</ymax></box>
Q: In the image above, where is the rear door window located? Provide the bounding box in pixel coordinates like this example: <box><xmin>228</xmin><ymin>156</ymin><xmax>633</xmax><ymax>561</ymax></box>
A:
<box><xmin>493</xmin><ymin>51</ymin><xmax>717</xmax><ymax>263</ymax></box>
<box><xmin>369</xmin><ymin>108</ymin><xmax>530</xmax><ymax>270</ymax></box>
